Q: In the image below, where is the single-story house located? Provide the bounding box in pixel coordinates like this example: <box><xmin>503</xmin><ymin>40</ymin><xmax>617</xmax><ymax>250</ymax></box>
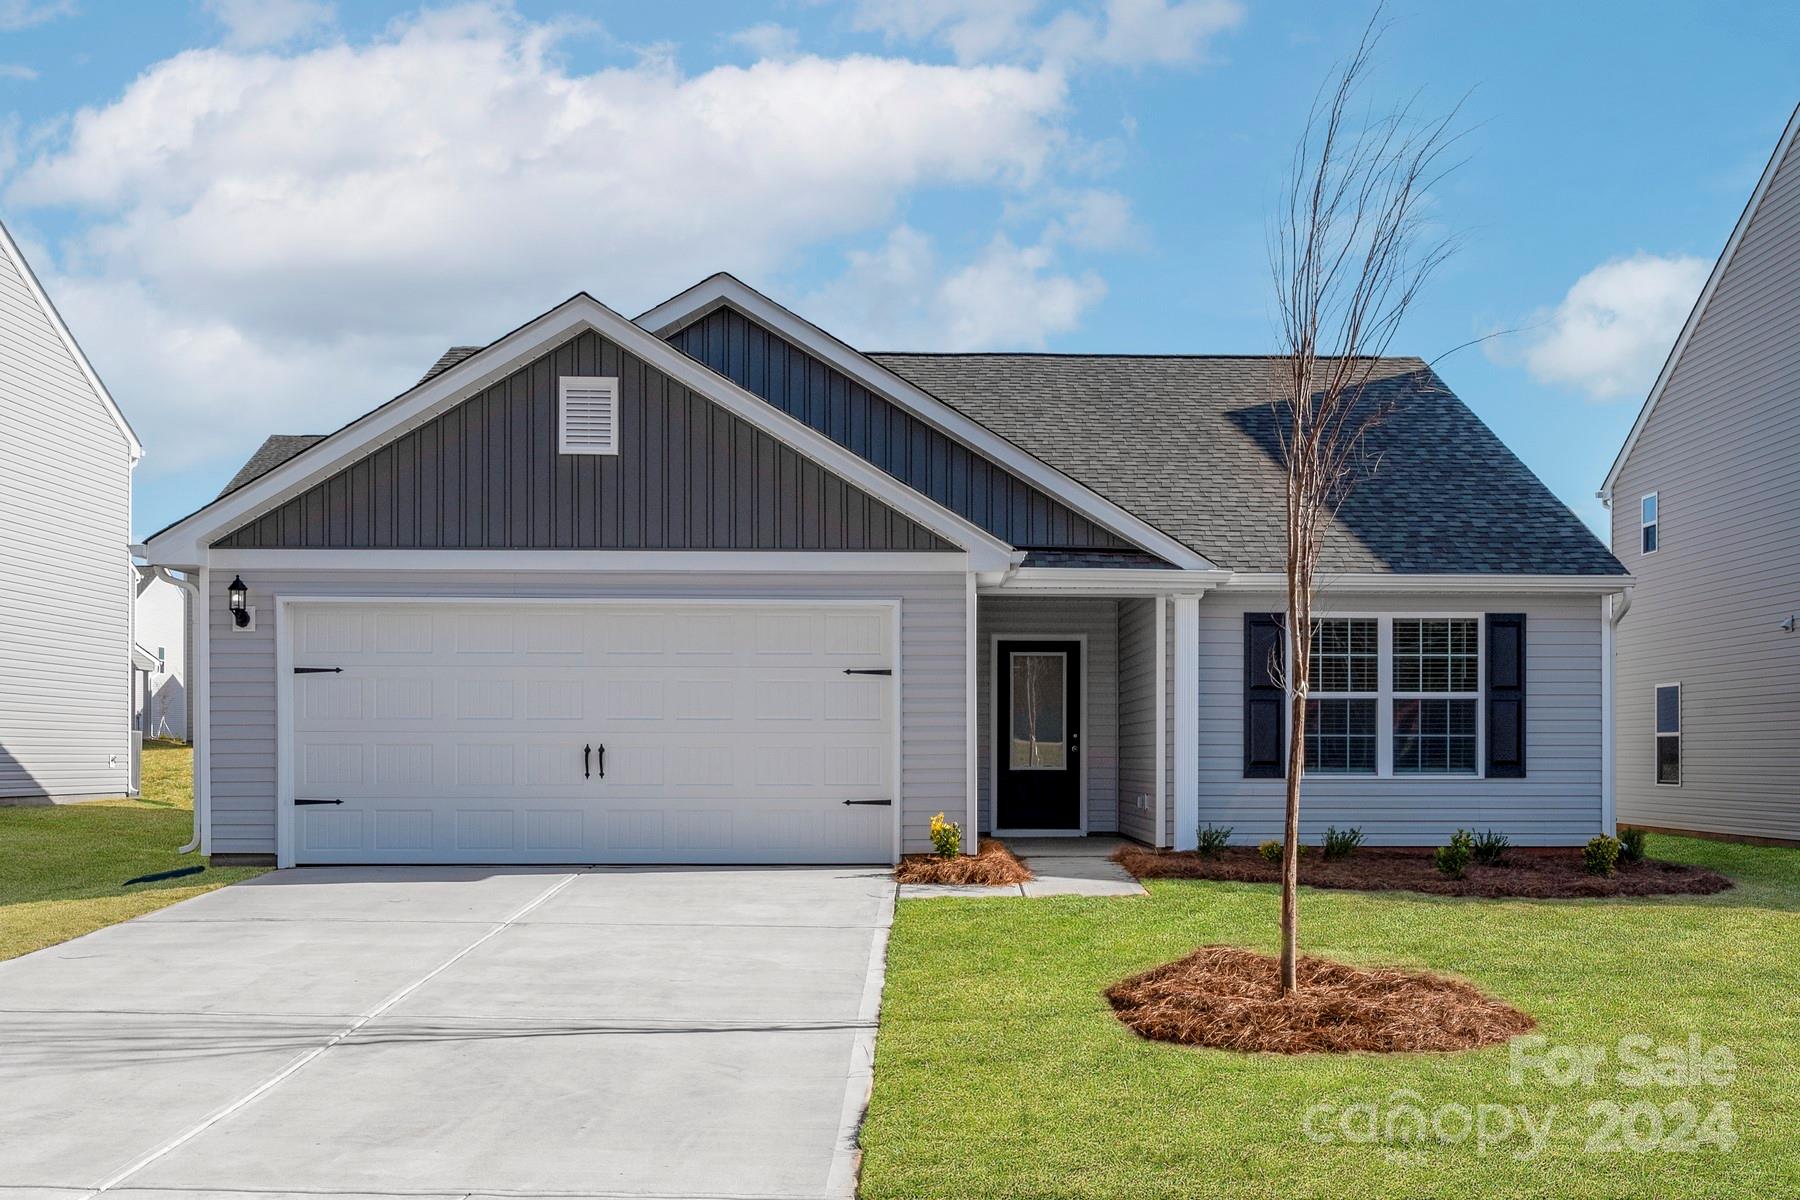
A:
<box><xmin>133</xmin><ymin>570</ymin><xmax>191</xmax><ymax>742</ymax></box>
<box><xmin>140</xmin><ymin>275</ymin><xmax>1629</xmax><ymax>868</ymax></box>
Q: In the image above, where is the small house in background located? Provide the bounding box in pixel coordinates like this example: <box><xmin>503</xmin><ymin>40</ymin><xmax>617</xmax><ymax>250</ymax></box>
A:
<box><xmin>133</xmin><ymin>572</ymin><xmax>190</xmax><ymax>742</ymax></box>
<box><xmin>0</xmin><ymin>217</ymin><xmax>143</xmax><ymax>802</ymax></box>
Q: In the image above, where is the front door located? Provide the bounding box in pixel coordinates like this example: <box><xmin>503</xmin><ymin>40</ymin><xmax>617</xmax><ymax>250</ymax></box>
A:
<box><xmin>995</xmin><ymin>639</ymin><xmax>1082</xmax><ymax>831</ymax></box>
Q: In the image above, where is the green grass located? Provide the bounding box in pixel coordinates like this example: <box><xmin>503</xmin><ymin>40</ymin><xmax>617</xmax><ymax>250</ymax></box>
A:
<box><xmin>0</xmin><ymin>740</ymin><xmax>266</xmax><ymax>960</ymax></box>
<box><xmin>862</xmin><ymin>836</ymin><xmax>1800</xmax><ymax>1199</ymax></box>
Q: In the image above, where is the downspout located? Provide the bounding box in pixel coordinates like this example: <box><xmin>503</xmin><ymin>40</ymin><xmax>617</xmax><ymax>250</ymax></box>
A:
<box><xmin>151</xmin><ymin>563</ymin><xmax>205</xmax><ymax>856</ymax></box>
<box><xmin>1600</xmin><ymin>587</ymin><xmax>1633</xmax><ymax>837</ymax></box>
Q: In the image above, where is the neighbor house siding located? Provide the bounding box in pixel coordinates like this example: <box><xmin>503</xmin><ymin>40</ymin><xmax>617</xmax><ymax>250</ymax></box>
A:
<box><xmin>976</xmin><ymin>597</ymin><xmax>1119</xmax><ymax>833</ymax></box>
<box><xmin>1611</xmin><ymin>127</ymin><xmax>1800</xmax><ymax>843</ymax></box>
<box><xmin>206</xmin><ymin>570</ymin><xmax>966</xmax><ymax>856</ymax></box>
<box><xmin>216</xmin><ymin>329</ymin><xmax>949</xmax><ymax>552</ymax></box>
<box><xmin>669</xmin><ymin>306</ymin><xmax>1131</xmax><ymax>551</ymax></box>
<box><xmin>1117</xmin><ymin>597</ymin><xmax>1162</xmax><ymax>844</ymax></box>
<box><xmin>0</xmin><ymin>243</ymin><xmax>133</xmax><ymax>800</ymax></box>
<box><xmin>1192</xmin><ymin>590</ymin><xmax>1605</xmax><ymax>846</ymax></box>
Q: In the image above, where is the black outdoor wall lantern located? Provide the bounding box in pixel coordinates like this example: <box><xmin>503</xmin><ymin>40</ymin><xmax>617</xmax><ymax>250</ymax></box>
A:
<box><xmin>228</xmin><ymin>575</ymin><xmax>251</xmax><ymax>628</ymax></box>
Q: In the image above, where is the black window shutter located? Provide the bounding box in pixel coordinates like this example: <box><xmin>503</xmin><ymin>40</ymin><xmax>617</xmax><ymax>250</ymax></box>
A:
<box><xmin>1486</xmin><ymin>613</ymin><xmax>1527</xmax><ymax>778</ymax></box>
<box><xmin>1244</xmin><ymin>612</ymin><xmax>1286</xmax><ymax>778</ymax></box>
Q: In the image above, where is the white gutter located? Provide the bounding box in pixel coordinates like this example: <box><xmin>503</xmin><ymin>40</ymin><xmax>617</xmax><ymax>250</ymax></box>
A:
<box><xmin>1218</xmin><ymin>572</ymin><xmax>1634</xmax><ymax>595</ymax></box>
<box><xmin>1600</xmin><ymin>587</ymin><xmax>1632</xmax><ymax>837</ymax></box>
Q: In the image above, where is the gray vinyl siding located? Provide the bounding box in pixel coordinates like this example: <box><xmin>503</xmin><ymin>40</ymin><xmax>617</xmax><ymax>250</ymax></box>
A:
<box><xmin>0</xmin><ymin>241</ymin><xmax>133</xmax><ymax>800</ymax></box>
<box><xmin>1117</xmin><ymin>597</ymin><xmax>1161</xmax><ymax>844</ymax></box>
<box><xmin>975</xmin><ymin>597</ymin><xmax>1118</xmax><ymax>833</ymax></box>
<box><xmin>1193</xmin><ymin>591</ymin><xmax>1605</xmax><ymax>846</ymax></box>
<box><xmin>1610</xmin><ymin>126</ymin><xmax>1800</xmax><ymax>842</ymax></box>
<box><xmin>669</xmin><ymin>306</ymin><xmax>1132</xmax><ymax>551</ymax></box>
<box><xmin>216</xmin><ymin>329</ymin><xmax>949</xmax><ymax>552</ymax></box>
<box><xmin>206</xmin><ymin>570</ymin><xmax>966</xmax><ymax>856</ymax></box>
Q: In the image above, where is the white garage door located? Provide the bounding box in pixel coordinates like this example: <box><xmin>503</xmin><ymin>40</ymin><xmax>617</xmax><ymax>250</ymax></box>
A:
<box><xmin>286</xmin><ymin>602</ymin><xmax>895</xmax><ymax>865</ymax></box>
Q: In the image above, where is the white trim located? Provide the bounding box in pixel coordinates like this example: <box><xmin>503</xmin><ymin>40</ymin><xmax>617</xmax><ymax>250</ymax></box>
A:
<box><xmin>557</xmin><ymin>375</ymin><xmax>620</xmax><ymax>455</ymax></box>
<box><xmin>1654</xmin><ymin>680</ymin><xmax>1682</xmax><ymax>789</ymax></box>
<box><xmin>1220</xmin><ymin>572</ymin><xmax>1632</xmax><ymax>594</ymax></box>
<box><xmin>273</xmin><ymin>594</ymin><xmax>906</xmax><ymax>869</ymax></box>
<box><xmin>143</xmin><ymin>293</ymin><xmax>1014</xmax><ymax>572</ymax></box>
<box><xmin>636</xmin><ymin>273</ymin><xmax>1218</xmax><ymax>573</ymax></box>
<box><xmin>196</xmin><ymin>568</ymin><xmax>211</xmax><ymax>855</ymax></box>
<box><xmin>980</xmin><ymin>567</ymin><xmax>1227</xmax><ymax>595</ymax></box>
<box><xmin>1639</xmin><ymin>491</ymin><xmax>1659</xmax><ymax>556</ymax></box>
<box><xmin>208</xmin><ymin>549</ymin><xmax>972</xmax><ymax>574</ymax></box>
<box><xmin>0</xmin><ymin>218</ymin><xmax>142</xmax><ymax>462</ymax></box>
<box><xmin>1601</xmin><ymin>594</ymin><xmax>1616</xmax><ymax>835</ymax></box>
<box><xmin>1171</xmin><ymin>594</ymin><xmax>1200</xmax><ymax>851</ymax></box>
<box><xmin>1153</xmin><ymin>595</ymin><xmax>1168</xmax><ymax>849</ymax></box>
<box><xmin>963</xmin><ymin>572</ymin><xmax>980</xmax><ymax>847</ymax></box>
<box><xmin>1602</xmin><ymin>103</ymin><xmax>1800</xmax><ymax>501</ymax></box>
<box><xmin>988</xmin><ymin>633</ymin><xmax>1089</xmax><ymax>837</ymax></box>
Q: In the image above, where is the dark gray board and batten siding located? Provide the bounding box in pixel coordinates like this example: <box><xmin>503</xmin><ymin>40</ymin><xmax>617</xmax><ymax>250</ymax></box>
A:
<box><xmin>667</xmin><ymin>305</ymin><xmax>1134</xmax><ymax>553</ymax></box>
<box><xmin>215</xmin><ymin>330</ymin><xmax>952</xmax><ymax>552</ymax></box>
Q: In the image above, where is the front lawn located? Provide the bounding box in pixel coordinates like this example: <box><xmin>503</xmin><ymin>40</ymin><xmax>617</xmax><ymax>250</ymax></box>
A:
<box><xmin>0</xmin><ymin>740</ymin><xmax>265</xmax><ymax>961</ymax></box>
<box><xmin>862</xmin><ymin>835</ymin><xmax>1800</xmax><ymax>1199</ymax></box>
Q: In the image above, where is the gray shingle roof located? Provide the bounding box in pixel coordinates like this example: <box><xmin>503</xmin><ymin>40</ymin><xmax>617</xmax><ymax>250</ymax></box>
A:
<box><xmin>418</xmin><ymin>345</ymin><xmax>484</xmax><ymax>385</ymax></box>
<box><xmin>869</xmin><ymin>353</ymin><xmax>1624</xmax><ymax>575</ymax></box>
<box><xmin>218</xmin><ymin>434</ymin><xmax>325</xmax><ymax>497</ymax></box>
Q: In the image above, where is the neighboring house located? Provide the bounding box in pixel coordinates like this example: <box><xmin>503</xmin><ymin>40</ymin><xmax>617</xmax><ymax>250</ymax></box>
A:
<box><xmin>133</xmin><ymin>572</ymin><xmax>191</xmax><ymax>741</ymax></box>
<box><xmin>1602</xmin><ymin>104</ymin><xmax>1800</xmax><ymax>845</ymax></box>
<box><xmin>142</xmin><ymin>274</ymin><xmax>1627</xmax><ymax>867</ymax></box>
<box><xmin>0</xmin><ymin>219</ymin><xmax>143</xmax><ymax>802</ymax></box>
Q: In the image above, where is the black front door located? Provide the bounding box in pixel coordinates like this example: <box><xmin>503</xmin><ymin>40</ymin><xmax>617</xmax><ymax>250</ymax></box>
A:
<box><xmin>995</xmin><ymin>639</ymin><xmax>1082</xmax><ymax>830</ymax></box>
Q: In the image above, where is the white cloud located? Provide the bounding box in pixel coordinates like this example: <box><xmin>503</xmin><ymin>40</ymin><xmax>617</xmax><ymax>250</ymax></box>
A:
<box><xmin>0</xmin><ymin>0</ymin><xmax>72</xmax><ymax>31</ymax></box>
<box><xmin>10</xmin><ymin>5</ymin><xmax>1077</xmax><ymax>478</ymax></box>
<box><xmin>803</xmin><ymin>225</ymin><xmax>1105</xmax><ymax>350</ymax></box>
<box><xmin>203</xmin><ymin>0</ymin><xmax>336</xmax><ymax>48</ymax></box>
<box><xmin>847</xmin><ymin>0</ymin><xmax>1243</xmax><ymax>67</ymax></box>
<box><xmin>728</xmin><ymin>22</ymin><xmax>801</xmax><ymax>61</ymax></box>
<box><xmin>1512</xmin><ymin>253</ymin><xmax>1709</xmax><ymax>400</ymax></box>
<box><xmin>0</xmin><ymin>63</ymin><xmax>37</xmax><ymax>80</ymax></box>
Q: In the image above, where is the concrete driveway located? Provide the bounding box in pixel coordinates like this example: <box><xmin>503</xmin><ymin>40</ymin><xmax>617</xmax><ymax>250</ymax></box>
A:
<box><xmin>0</xmin><ymin>865</ymin><xmax>895</xmax><ymax>1200</ymax></box>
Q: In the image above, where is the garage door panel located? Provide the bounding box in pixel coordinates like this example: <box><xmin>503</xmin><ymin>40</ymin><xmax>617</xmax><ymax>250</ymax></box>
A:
<box><xmin>288</xmin><ymin>603</ymin><xmax>896</xmax><ymax>864</ymax></box>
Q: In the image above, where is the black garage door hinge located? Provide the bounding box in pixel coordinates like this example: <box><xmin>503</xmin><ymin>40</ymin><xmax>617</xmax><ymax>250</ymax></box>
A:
<box><xmin>293</xmin><ymin>667</ymin><xmax>343</xmax><ymax>674</ymax></box>
<box><xmin>842</xmin><ymin>668</ymin><xmax>892</xmax><ymax>676</ymax></box>
<box><xmin>294</xmin><ymin>798</ymin><xmax>344</xmax><ymax>806</ymax></box>
<box><xmin>842</xmin><ymin>799</ymin><xmax>893</xmax><ymax>806</ymax></box>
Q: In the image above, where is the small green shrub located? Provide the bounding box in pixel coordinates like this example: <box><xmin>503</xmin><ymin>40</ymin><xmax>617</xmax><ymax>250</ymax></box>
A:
<box><xmin>1435</xmin><ymin>829</ymin><xmax>1476</xmax><ymax>879</ymax></box>
<box><xmin>1258</xmin><ymin>839</ymin><xmax>1305</xmax><ymax>865</ymax></box>
<box><xmin>1584</xmin><ymin>835</ymin><xmax>1622</xmax><ymax>877</ymax></box>
<box><xmin>1197</xmin><ymin>824</ymin><xmax>1233</xmax><ymax>857</ymax></box>
<box><xmin>1471</xmin><ymin>829</ymin><xmax>1510</xmax><ymax>867</ymax></box>
<box><xmin>928</xmin><ymin>811</ymin><xmax>962</xmax><ymax>859</ymax></box>
<box><xmin>1619</xmin><ymin>827</ymin><xmax>1648</xmax><ymax>864</ymax></box>
<box><xmin>1321</xmin><ymin>826</ymin><xmax>1364</xmax><ymax>860</ymax></box>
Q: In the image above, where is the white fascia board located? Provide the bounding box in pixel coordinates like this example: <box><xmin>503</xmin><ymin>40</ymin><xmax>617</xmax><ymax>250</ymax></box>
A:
<box><xmin>1600</xmin><ymin>102</ymin><xmax>1800</xmax><ymax>502</ymax></box>
<box><xmin>1218</xmin><ymin>572</ymin><xmax>1634</xmax><ymax>595</ymax></box>
<box><xmin>637</xmin><ymin>273</ymin><xmax>1218</xmax><ymax>573</ymax></box>
<box><xmin>144</xmin><ymin>293</ymin><xmax>1015</xmax><ymax>572</ymax></box>
<box><xmin>208</xmin><ymin>549</ymin><xmax>973</xmax><ymax>573</ymax></box>
<box><xmin>979</xmin><ymin>567</ymin><xmax>1229</xmax><ymax>595</ymax></box>
<box><xmin>0</xmin><ymin>218</ymin><xmax>143</xmax><ymax>462</ymax></box>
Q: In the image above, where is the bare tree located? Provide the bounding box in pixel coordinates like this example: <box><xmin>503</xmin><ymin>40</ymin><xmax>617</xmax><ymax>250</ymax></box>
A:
<box><xmin>1268</xmin><ymin>13</ymin><xmax>1462</xmax><ymax>996</ymax></box>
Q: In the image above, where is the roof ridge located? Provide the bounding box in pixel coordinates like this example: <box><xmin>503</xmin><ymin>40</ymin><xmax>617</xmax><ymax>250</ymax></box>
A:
<box><xmin>865</xmin><ymin>351</ymin><xmax>1427</xmax><ymax>362</ymax></box>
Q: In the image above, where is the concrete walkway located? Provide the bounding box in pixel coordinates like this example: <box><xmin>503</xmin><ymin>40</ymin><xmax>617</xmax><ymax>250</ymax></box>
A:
<box><xmin>0</xmin><ymin>865</ymin><xmax>895</xmax><ymax>1200</ymax></box>
<box><xmin>898</xmin><ymin>837</ymin><xmax>1147</xmax><ymax>900</ymax></box>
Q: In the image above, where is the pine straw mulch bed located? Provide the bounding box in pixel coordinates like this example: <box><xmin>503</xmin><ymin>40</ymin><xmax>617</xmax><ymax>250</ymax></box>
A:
<box><xmin>1111</xmin><ymin>845</ymin><xmax>1732</xmax><ymax>899</ymax></box>
<box><xmin>1106</xmin><ymin>945</ymin><xmax>1536</xmax><ymax>1054</ymax></box>
<box><xmin>894</xmin><ymin>838</ymin><xmax>1034</xmax><ymax>885</ymax></box>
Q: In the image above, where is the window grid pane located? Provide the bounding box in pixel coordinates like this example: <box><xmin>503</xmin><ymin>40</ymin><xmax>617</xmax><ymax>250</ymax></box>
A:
<box><xmin>1657</xmin><ymin>736</ymin><xmax>1680</xmax><ymax>785</ymax></box>
<box><xmin>1392</xmin><ymin>698</ymin><xmax>1478</xmax><ymax>775</ymax></box>
<box><xmin>1393</xmin><ymin>619</ymin><xmax>1479</xmax><ymax>694</ymax></box>
<box><xmin>1309</xmin><ymin>618</ymin><xmax>1378</xmax><ymax>693</ymax></box>
<box><xmin>1656</xmin><ymin>686</ymin><xmax>1680</xmax><ymax>734</ymax></box>
<box><xmin>1306</xmin><ymin>698</ymin><xmax>1377</xmax><ymax>775</ymax></box>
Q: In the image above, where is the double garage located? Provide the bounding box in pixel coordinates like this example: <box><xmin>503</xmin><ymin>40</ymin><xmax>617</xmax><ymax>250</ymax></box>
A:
<box><xmin>278</xmin><ymin>599</ymin><xmax>899</xmax><ymax>866</ymax></box>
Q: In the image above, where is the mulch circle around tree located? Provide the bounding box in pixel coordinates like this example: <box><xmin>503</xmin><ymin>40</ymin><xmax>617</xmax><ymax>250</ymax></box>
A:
<box><xmin>1111</xmin><ymin>845</ymin><xmax>1732</xmax><ymax>899</ymax></box>
<box><xmin>1106</xmin><ymin>945</ymin><xmax>1536</xmax><ymax>1054</ymax></box>
<box><xmin>895</xmin><ymin>838</ymin><xmax>1034</xmax><ymax>885</ymax></box>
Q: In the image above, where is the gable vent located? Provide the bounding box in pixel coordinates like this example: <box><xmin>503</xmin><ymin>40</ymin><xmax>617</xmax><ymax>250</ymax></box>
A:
<box><xmin>559</xmin><ymin>376</ymin><xmax>620</xmax><ymax>455</ymax></box>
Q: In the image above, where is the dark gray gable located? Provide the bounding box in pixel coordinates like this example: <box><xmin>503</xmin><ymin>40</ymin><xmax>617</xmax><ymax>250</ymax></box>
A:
<box><xmin>667</xmin><ymin>305</ymin><xmax>1138</xmax><ymax>554</ymax></box>
<box><xmin>213</xmin><ymin>329</ymin><xmax>953</xmax><ymax>551</ymax></box>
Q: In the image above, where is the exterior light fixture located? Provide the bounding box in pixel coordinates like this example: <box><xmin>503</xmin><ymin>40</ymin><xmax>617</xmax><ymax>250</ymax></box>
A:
<box><xmin>228</xmin><ymin>575</ymin><xmax>251</xmax><ymax>628</ymax></box>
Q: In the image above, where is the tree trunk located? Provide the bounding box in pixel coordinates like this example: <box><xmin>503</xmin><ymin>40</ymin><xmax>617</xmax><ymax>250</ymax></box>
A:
<box><xmin>1280</xmin><ymin>573</ymin><xmax>1307</xmax><ymax>997</ymax></box>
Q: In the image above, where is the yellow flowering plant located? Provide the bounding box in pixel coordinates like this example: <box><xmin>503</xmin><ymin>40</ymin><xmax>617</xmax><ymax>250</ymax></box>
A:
<box><xmin>929</xmin><ymin>811</ymin><xmax>962</xmax><ymax>859</ymax></box>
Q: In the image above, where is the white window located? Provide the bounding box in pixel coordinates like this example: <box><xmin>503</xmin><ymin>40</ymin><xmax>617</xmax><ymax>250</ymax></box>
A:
<box><xmin>559</xmin><ymin>376</ymin><xmax>620</xmax><ymax>455</ymax></box>
<box><xmin>1306</xmin><ymin>618</ymin><xmax>1378</xmax><ymax>774</ymax></box>
<box><xmin>1392</xmin><ymin>618</ymin><xmax>1481</xmax><ymax>775</ymax></box>
<box><xmin>1641</xmin><ymin>492</ymin><xmax>1659</xmax><ymax>555</ymax></box>
<box><xmin>1656</xmin><ymin>683</ymin><xmax>1681</xmax><ymax>786</ymax></box>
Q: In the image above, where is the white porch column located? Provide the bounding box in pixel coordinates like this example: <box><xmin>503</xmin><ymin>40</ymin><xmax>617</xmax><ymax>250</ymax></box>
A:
<box><xmin>1172</xmin><ymin>592</ymin><xmax>1201</xmax><ymax>851</ymax></box>
<box><xmin>964</xmin><ymin>572</ymin><xmax>981</xmax><ymax>851</ymax></box>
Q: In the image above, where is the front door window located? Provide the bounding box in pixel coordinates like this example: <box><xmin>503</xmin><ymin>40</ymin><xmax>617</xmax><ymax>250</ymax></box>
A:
<box><xmin>1009</xmin><ymin>652</ymin><xmax>1068</xmax><ymax>770</ymax></box>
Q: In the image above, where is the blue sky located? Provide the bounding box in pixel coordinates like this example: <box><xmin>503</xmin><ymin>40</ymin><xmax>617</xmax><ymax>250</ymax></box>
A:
<box><xmin>1</xmin><ymin>1</ymin><xmax>1795</xmax><ymax>543</ymax></box>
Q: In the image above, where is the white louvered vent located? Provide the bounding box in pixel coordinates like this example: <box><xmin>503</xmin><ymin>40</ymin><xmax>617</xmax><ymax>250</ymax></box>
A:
<box><xmin>558</xmin><ymin>376</ymin><xmax>620</xmax><ymax>455</ymax></box>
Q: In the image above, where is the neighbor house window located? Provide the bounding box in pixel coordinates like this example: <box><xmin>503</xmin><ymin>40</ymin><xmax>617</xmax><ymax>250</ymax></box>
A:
<box><xmin>1656</xmin><ymin>683</ymin><xmax>1681</xmax><ymax>786</ymax></box>
<box><xmin>1392</xmin><ymin>618</ymin><xmax>1480</xmax><ymax>775</ymax></box>
<box><xmin>1641</xmin><ymin>492</ymin><xmax>1659</xmax><ymax>554</ymax></box>
<box><xmin>1306</xmin><ymin>618</ymin><xmax>1378</xmax><ymax>774</ymax></box>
